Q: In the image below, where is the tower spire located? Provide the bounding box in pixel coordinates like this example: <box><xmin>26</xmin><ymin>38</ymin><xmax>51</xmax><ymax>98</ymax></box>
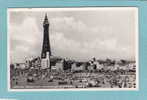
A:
<box><xmin>45</xmin><ymin>13</ymin><xmax>48</xmax><ymax>20</ymax></box>
<box><xmin>43</xmin><ymin>13</ymin><xmax>49</xmax><ymax>26</ymax></box>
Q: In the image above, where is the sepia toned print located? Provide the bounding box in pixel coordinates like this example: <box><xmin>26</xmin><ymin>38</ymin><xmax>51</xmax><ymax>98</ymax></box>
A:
<box><xmin>7</xmin><ymin>7</ymin><xmax>138</xmax><ymax>91</ymax></box>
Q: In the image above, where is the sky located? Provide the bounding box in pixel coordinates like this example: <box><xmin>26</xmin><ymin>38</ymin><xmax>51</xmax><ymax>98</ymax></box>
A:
<box><xmin>8</xmin><ymin>8</ymin><xmax>138</xmax><ymax>63</ymax></box>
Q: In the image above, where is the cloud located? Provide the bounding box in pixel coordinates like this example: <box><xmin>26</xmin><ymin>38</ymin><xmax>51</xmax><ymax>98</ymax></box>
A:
<box><xmin>49</xmin><ymin>16</ymin><xmax>135</xmax><ymax>60</ymax></box>
<box><xmin>50</xmin><ymin>17</ymin><xmax>114</xmax><ymax>42</ymax></box>
<box><xmin>50</xmin><ymin>31</ymin><xmax>134</xmax><ymax>61</ymax></box>
<box><xmin>9</xmin><ymin>17</ymin><xmax>42</xmax><ymax>63</ymax></box>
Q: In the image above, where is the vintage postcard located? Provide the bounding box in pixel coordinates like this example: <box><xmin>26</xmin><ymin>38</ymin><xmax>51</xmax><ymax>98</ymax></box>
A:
<box><xmin>7</xmin><ymin>7</ymin><xmax>138</xmax><ymax>91</ymax></box>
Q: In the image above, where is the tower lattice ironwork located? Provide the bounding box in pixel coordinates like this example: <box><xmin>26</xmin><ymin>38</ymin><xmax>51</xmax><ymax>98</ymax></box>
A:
<box><xmin>41</xmin><ymin>14</ymin><xmax>51</xmax><ymax>58</ymax></box>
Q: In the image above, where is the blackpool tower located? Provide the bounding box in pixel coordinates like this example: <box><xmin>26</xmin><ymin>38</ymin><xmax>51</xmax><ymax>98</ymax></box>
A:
<box><xmin>41</xmin><ymin>14</ymin><xmax>51</xmax><ymax>69</ymax></box>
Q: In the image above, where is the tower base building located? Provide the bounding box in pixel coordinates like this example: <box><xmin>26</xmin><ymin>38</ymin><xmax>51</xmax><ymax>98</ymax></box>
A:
<box><xmin>41</xmin><ymin>52</ymin><xmax>50</xmax><ymax>69</ymax></box>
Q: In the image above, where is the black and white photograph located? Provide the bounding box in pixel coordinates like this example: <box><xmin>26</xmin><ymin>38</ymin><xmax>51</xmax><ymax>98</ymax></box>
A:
<box><xmin>7</xmin><ymin>7</ymin><xmax>138</xmax><ymax>91</ymax></box>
